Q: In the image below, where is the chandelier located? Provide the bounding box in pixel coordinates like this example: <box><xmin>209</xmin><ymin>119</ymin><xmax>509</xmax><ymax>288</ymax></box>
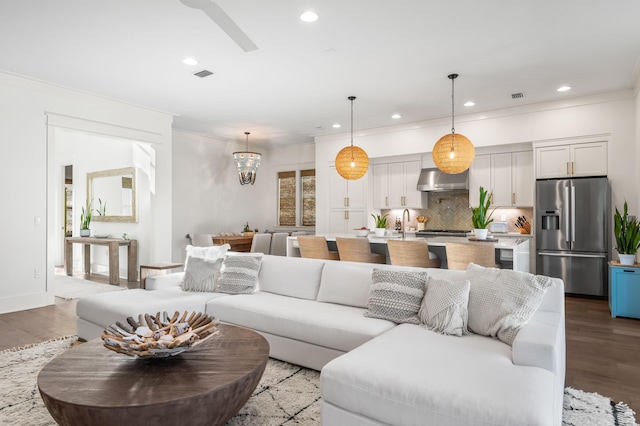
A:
<box><xmin>432</xmin><ymin>74</ymin><xmax>475</xmax><ymax>174</ymax></box>
<box><xmin>233</xmin><ymin>132</ymin><xmax>262</xmax><ymax>185</ymax></box>
<box><xmin>335</xmin><ymin>96</ymin><xmax>369</xmax><ymax>180</ymax></box>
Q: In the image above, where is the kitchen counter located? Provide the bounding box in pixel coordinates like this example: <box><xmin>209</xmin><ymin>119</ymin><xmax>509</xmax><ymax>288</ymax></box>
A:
<box><xmin>286</xmin><ymin>234</ymin><xmax>530</xmax><ymax>272</ymax></box>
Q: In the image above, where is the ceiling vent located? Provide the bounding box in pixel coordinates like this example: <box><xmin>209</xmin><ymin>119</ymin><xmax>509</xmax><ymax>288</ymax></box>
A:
<box><xmin>511</xmin><ymin>92</ymin><xmax>525</xmax><ymax>99</ymax></box>
<box><xmin>194</xmin><ymin>69</ymin><xmax>214</xmax><ymax>78</ymax></box>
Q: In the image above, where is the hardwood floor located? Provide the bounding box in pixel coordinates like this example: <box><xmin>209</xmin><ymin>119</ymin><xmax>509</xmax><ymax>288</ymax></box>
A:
<box><xmin>1</xmin><ymin>277</ymin><xmax>639</xmax><ymax>413</ymax></box>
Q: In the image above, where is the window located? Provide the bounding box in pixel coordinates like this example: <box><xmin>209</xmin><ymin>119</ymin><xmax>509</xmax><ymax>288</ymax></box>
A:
<box><xmin>278</xmin><ymin>169</ymin><xmax>315</xmax><ymax>226</ymax></box>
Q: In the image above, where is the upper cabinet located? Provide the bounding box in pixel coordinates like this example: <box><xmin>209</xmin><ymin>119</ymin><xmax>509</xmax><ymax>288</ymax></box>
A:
<box><xmin>469</xmin><ymin>151</ymin><xmax>533</xmax><ymax>207</ymax></box>
<box><xmin>535</xmin><ymin>141</ymin><xmax>607</xmax><ymax>179</ymax></box>
<box><xmin>373</xmin><ymin>160</ymin><xmax>422</xmax><ymax>209</ymax></box>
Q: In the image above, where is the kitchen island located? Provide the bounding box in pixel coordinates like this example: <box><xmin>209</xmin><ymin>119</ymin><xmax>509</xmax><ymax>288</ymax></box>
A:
<box><xmin>286</xmin><ymin>234</ymin><xmax>530</xmax><ymax>272</ymax></box>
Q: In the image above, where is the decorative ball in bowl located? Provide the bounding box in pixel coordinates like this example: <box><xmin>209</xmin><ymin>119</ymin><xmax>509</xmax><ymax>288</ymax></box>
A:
<box><xmin>102</xmin><ymin>311</ymin><xmax>219</xmax><ymax>359</ymax></box>
<box><xmin>354</xmin><ymin>228</ymin><xmax>370</xmax><ymax>237</ymax></box>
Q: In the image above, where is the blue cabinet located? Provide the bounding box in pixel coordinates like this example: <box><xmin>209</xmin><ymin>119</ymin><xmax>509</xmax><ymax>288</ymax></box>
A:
<box><xmin>609</xmin><ymin>262</ymin><xmax>640</xmax><ymax>319</ymax></box>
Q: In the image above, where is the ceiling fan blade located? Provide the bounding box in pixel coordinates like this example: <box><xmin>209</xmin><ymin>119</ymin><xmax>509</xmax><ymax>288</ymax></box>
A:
<box><xmin>181</xmin><ymin>0</ymin><xmax>258</xmax><ymax>52</ymax></box>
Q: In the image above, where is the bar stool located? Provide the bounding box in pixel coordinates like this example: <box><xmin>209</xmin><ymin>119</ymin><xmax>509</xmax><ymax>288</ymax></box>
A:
<box><xmin>336</xmin><ymin>237</ymin><xmax>386</xmax><ymax>264</ymax></box>
<box><xmin>297</xmin><ymin>236</ymin><xmax>340</xmax><ymax>260</ymax></box>
<box><xmin>445</xmin><ymin>242</ymin><xmax>496</xmax><ymax>270</ymax></box>
<box><xmin>387</xmin><ymin>239</ymin><xmax>441</xmax><ymax>268</ymax></box>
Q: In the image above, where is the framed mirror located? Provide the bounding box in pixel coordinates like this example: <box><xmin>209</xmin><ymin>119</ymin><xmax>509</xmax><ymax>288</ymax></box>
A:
<box><xmin>87</xmin><ymin>167</ymin><xmax>137</xmax><ymax>223</ymax></box>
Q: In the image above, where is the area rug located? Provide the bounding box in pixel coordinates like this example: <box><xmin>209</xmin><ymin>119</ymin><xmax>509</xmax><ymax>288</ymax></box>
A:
<box><xmin>0</xmin><ymin>337</ymin><xmax>636</xmax><ymax>426</ymax></box>
<box><xmin>53</xmin><ymin>274</ymin><xmax>125</xmax><ymax>300</ymax></box>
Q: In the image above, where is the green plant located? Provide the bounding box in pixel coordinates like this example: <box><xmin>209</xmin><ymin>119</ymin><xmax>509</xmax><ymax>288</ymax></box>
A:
<box><xmin>96</xmin><ymin>198</ymin><xmax>107</xmax><ymax>216</ymax></box>
<box><xmin>614</xmin><ymin>201</ymin><xmax>640</xmax><ymax>254</ymax></box>
<box><xmin>371</xmin><ymin>213</ymin><xmax>389</xmax><ymax>228</ymax></box>
<box><xmin>80</xmin><ymin>199</ymin><xmax>93</xmax><ymax>230</ymax></box>
<box><xmin>471</xmin><ymin>186</ymin><xmax>495</xmax><ymax>229</ymax></box>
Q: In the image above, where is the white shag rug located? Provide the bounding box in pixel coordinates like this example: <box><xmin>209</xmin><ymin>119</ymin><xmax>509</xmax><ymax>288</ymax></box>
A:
<box><xmin>53</xmin><ymin>274</ymin><xmax>126</xmax><ymax>300</ymax></box>
<box><xmin>0</xmin><ymin>337</ymin><xmax>636</xmax><ymax>426</ymax></box>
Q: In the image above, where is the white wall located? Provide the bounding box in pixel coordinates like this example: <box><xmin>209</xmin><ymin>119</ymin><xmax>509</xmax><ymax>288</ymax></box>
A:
<box><xmin>315</xmin><ymin>91</ymin><xmax>637</xmax><ymax>239</ymax></box>
<box><xmin>171</xmin><ymin>130</ymin><xmax>315</xmax><ymax>262</ymax></box>
<box><xmin>0</xmin><ymin>71</ymin><xmax>173</xmax><ymax>314</ymax></box>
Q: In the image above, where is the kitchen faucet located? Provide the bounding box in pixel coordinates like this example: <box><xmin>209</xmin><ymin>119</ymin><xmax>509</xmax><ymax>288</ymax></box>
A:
<box><xmin>402</xmin><ymin>209</ymin><xmax>410</xmax><ymax>240</ymax></box>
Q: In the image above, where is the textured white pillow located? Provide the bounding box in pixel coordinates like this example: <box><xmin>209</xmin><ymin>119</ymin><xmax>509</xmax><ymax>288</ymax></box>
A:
<box><xmin>364</xmin><ymin>269</ymin><xmax>428</xmax><ymax>324</ymax></box>
<box><xmin>419</xmin><ymin>276</ymin><xmax>470</xmax><ymax>337</ymax></box>
<box><xmin>184</xmin><ymin>244</ymin><xmax>230</xmax><ymax>269</ymax></box>
<box><xmin>465</xmin><ymin>263</ymin><xmax>553</xmax><ymax>345</ymax></box>
<box><xmin>181</xmin><ymin>257</ymin><xmax>223</xmax><ymax>292</ymax></box>
<box><xmin>216</xmin><ymin>253</ymin><xmax>263</xmax><ymax>294</ymax></box>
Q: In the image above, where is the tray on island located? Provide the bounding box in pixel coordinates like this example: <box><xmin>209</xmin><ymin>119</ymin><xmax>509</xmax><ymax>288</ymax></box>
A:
<box><xmin>102</xmin><ymin>311</ymin><xmax>219</xmax><ymax>359</ymax></box>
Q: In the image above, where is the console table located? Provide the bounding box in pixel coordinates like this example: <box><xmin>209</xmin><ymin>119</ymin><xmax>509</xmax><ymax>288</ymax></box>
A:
<box><xmin>65</xmin><ymin>237</ymin><xmax>138</xmax><ymax>285</ymax></box>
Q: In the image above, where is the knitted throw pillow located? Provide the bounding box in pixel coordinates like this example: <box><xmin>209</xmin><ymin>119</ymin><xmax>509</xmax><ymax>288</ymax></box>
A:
<box><xmin>364</xmin><ymin>269</ymin><xmax>428</xmax><ymax>324</ymax></box>
<box><xmin>216</xmin><ymin>254</ymin><xmax>263</xmax><ymax>294</ymax></box>
<box><xmin>181</xmin><ymin>257</ymin><xmax>223</xmax><ymax>292</ymax></box>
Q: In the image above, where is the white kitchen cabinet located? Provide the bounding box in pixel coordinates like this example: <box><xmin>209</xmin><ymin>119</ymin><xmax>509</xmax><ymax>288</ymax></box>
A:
<box><xmin>470</xmin><ymin>151</ymin><xmax>533</xmax><ymax>207</ymax></box>
<box><xmin>329</xmin><ymin>209</ymin><xmax>367</xmax><ymax>234</ymax></box>
<box><xmin>329</xmin><ymin>166</ymin><xmax>367</xmax><ymax>209</ymax></box>
<box><xmin>535</xmin><ymin>141</ymin><xmax>607</xmax><ymax>179</ymax></box>
<box><xmin>373</xmin><ymin>160</ymin><xmax>421</xmax><ymax>208</ymax></box>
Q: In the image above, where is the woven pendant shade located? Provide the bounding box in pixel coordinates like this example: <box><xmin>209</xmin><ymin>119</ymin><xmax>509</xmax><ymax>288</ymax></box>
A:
<box><xmin>335</xmin><ymin>145</ymin><xmax>369</xmax><ymax>180</ymax></box>
<box><xmin>432</xmin><ymin>133</ymin><xmax>475</xmax><ymax>174</ymax></box>
<box><xmin>335</xmin><ymin>95</ymin><xmax>369</xmax><ymax>180</ymax></box>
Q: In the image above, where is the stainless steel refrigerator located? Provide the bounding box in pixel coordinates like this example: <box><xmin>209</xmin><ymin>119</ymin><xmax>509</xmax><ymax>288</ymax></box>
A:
<box><xmin>536</xmin><ymin>177</ymin><xmax>610</xmax><ymax>296</ymax></box>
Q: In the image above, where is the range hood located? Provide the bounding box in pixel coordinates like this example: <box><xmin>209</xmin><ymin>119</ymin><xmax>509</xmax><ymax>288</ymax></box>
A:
<box><xmin>416</xmin><ymin>168</ymin><xmax>469</xmax><ymax>192</ymax></box>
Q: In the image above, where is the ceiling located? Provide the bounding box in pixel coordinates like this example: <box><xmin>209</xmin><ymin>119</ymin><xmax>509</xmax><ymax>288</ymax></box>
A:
<box><xmin>1</xmin><ymin>1</ymin><xmax>639</xmax><ymax>149</ymax></box>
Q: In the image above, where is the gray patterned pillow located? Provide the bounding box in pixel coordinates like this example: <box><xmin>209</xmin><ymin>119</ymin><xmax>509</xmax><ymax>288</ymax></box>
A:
<box><xmin>465</xmin><ymin>263</ymin><xmax>553</xmax><ymax>345</ymax></box>
<box><xmin>181</xmin><ymin>257</ymin><xmax>223</xmax><ymax>292</ymax></box>
<box><xmin>216</xmin><ymin>254</ymin><xmax>263</xmax><ymax>294</ymax></box>
<box><xmin>364</xmin><ymin>269</ymin><xmax>428</xmax><ymax>324</ymax></box>
<box><xmin>419</xmin><ymin>276</ymin><xmax>470</xmax><ymax>336</ymax></box>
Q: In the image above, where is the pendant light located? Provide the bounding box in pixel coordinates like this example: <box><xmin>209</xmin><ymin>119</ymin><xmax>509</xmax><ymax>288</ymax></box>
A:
<box><xmin>233</xmin><ymin>132</ymin><xmax>262</xmax><ymax>185</ymax></box>
<box><xmin>335</xmin><ymin>96</ymin><xmax>369</xmax><ymax>180</ymax></box>
<box><xmin>432</xmin><ymin>74</ymin><xmax>475</xmax><ymax>174</ymax></box>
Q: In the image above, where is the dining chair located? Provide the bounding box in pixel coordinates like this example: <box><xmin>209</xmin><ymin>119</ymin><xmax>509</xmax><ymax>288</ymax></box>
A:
<box><xmin>188</xmin><ymin>233</ymin><xmax>214</xmax><ymax>247</ymax></box>
<box><xmin>250</xmin><ymin>233</ymin><xmax>272</xmax><ymax>254</ymax></box>
<box><xmin>387</xmin><ymin>239</ymin><xmax>441</xmax><ymax>268</ymax></box>
<box><xmin>269</xmin><ymin>232</ymin><xmax>289</xmax><ymax>256</ymax></box>
<box><xmin>445</xmin><ymin>242</ymin><xmax>496</xmax><ymax>270</ymax></box>
<box><xmin>335</xmin><ymin>237</ymin><xmax>386</xmax><ymax>264</ymax></box>
<box><xmin>297</xmin><ymin>236</ymin><xmax>340</xmax><ymax>260</ymax></box>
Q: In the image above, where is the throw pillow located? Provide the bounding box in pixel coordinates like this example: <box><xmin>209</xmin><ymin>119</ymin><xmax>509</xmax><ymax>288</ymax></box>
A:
<box><xmin>364</xmin><ymin>269</ymin><xmax>428</xmax><ymax>324</ymax></box>
<box><xmin>465</xmin><ymin>263</ymin><xmax>553</xmax><ymax>345</ymax></box>
<box><xmin>419</xmin><ymin>276</ymin><xmax>470</xmax><ymax>337</ymax></box>
<box><xmin>184</xmin><ymin>244</ymin><xmax>230</xmax><ymax>269</ymax></box>
<box><xmin>216</xmin><ymin>254</ymin><xmax>263</xmax><ymax>295</ymax></box>
<box><xmin>181</xmin><ymin>257</ymin><xmax>223</xmax><ymax>292</ymax></box>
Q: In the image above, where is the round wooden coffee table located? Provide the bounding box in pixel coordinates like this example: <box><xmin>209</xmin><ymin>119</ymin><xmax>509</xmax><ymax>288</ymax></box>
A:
<box><xmin>38</xmin><ymin>324</ymin><xmax>269</xmax><ymax>426</ymax></box>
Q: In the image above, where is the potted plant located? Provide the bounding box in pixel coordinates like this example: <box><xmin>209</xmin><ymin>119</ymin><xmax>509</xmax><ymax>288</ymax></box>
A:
<box><xmin>471</xmin><ymin>186</ymin><xmax>495</xmax><ymax>240</ymax></box>
<box><xmin>80</xmin><ymin>199</ymin><xmax>93</xmax><ymax>237</ymax></box>
<box><xmin>371</xmin><ymin>213</ymin><xmax>389</xmax><ymax>237</ymax></box>
<box><xmin>614</xmin><ymin>201</ymin><xmax>640</xmax><ymax>265</ymax></box>
<box><xmin>243</xmin><ymin>222</ymin><xmax>255</xmax><ymax>237</ymax></box>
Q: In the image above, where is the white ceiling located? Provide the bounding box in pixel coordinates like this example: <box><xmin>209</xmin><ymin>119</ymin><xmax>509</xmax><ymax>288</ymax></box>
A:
<box><xmin>1</xmin><ymin>1</ymin><xmax>639</xmax><ymax>149</ymax></box>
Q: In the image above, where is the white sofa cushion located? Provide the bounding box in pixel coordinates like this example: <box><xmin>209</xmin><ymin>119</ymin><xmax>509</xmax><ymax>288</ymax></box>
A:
<box><xmin>419</xmin><ymin>276</ymin><xmax>470</xmax><ymax>336</ymax></box>
<box><xmin>322</xmin><ymin>323</ymin><xmax>557</xmax><ymax>426</ymax></box>
<box><xmin>206</xmin><ymin>291</ymin><xmax>396</xmax><ymax>352</ymax></box>
<box><xmin>465</xmin><ymin>263</ymin><xmax>553</xmax><ymax>345</ymax></box>
<box><xmin>185</xmin><ymin>243</ymin><xmax>230</xmax><ymax>269</ymax></box>
<box><xmin>258</xmin><ymin>255</ymin><xmax>325</xmax><ymax>300</ymax></box>
<box><xmin>76</xmin><ymin>287</ymin><xmax>229</xmax><ymax>331</ymax></box>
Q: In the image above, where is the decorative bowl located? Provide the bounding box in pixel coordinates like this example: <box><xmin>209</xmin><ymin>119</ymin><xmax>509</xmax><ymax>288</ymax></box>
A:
<box><xmin>354</xmin><ymin>228</ymin><xmax>370</xmax><ymax>237</ymax></box>
<box><xmin>102</xmin><ymin>311</ymin><xmax>219</xmax><ymax>359</ymax></box>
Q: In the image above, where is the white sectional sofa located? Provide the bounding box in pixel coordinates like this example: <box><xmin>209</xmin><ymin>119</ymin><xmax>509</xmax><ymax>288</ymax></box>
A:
<box><xmin>76</xmin><ymin>254</ymin><xmax>565</xmax><ymax>426</ymax></box>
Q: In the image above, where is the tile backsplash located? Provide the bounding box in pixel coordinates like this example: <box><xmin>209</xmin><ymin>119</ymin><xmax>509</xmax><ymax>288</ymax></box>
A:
<box><xmin>381</xmin><ymin>190</ymin><xmax>533</xmax><ymax>233</ymax></box>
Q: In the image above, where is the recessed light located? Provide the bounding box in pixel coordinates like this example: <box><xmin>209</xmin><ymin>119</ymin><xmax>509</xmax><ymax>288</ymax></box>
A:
<box><xmin>557</xmin><ymin>86</ymin><xmax>572</xmax><ymax>92</ymax></box>
<box><xmin>464</xmin><ymin>101</ymin><xmax>475</xmax><ymax>107</ymax></box>
<box><xmin>300</xmin><ymin>11</ymin><xmax>318</xmax><ymax>22</ymax></box>
<box><xmin>332</xmin><ymin>123</ymin><xmax>341</xmax><ymax>128</ymax></box>
<box><xmin>183</xmin><ymin>58</ymin><xmax>198</xmax><ymax>66</ymax></box>
<box><xmin>391</xmin><ymin>114</ymin><xmax>402</xmax><ymax>119</ymax></box>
